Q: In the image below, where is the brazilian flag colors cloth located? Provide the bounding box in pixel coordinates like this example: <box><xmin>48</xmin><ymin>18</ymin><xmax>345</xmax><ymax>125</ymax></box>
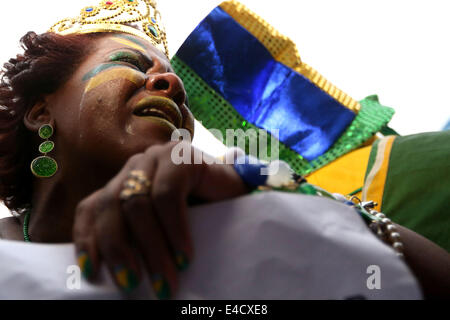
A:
<box><xmin>171</xmin><ymin>1</ymin><xmax>449</xmax><ymax>252</ymax></box>
<box><xmin>171</xmin><ymin>0</ymin><xmax>394</xmax><ymax>176</ymax></box>
<box><xmin>362</xmin><ymin>131</ymin><xmax>450</xmax><ymax>252</ymax></box>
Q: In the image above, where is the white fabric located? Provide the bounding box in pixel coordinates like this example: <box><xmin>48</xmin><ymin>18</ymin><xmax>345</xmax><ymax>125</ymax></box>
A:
<box><xmin>0</xmin><ymin>192</ymin><xmax>422</xmax><ymax>299</ymax></box>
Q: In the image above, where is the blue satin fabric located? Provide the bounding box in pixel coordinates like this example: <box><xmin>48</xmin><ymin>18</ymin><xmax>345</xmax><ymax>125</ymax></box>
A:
<box><xmin>176</xmin><ymin>7</ymin><xmax>356</xmax><ymax>160</ymax></box>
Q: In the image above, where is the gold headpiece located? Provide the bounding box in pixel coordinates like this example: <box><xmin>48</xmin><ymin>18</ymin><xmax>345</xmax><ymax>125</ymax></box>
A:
<box><xmin>49</xmin><ymin>0</ymin><xmax>169</xmax><ymax>57</ymax></box>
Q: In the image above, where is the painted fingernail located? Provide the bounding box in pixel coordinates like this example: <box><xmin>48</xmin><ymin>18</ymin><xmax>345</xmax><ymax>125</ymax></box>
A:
<box><xmin>151</xmin><ymin>274</ymin><xmax>171</xmax><ymax>300</ymax></box>
<box><xmin>175</xmin><ymin>251</ymin><xmax>190</xmax><ymax>271</ymax></box>
<box><xmin>114</xmin><ymin>266</ymin><xmax>139</xmax><ymax>293</ymax></box>
<box><xmin>77</xmin><ymin>251</ymin><xmax>93</xmax><ymax>279</ymax></box>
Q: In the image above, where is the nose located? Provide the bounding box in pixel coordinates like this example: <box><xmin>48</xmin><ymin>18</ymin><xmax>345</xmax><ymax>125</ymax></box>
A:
<box><xmin>145</xmin><ymin>73</ymin><xmax>186</xmax><ymax>107</ymax></box>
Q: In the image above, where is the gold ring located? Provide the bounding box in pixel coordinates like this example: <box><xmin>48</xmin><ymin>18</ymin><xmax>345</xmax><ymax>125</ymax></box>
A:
<box><xmin>119</xmin><ymin>170</ymin><xmax>151</xmax><ymax>201</ymax></box>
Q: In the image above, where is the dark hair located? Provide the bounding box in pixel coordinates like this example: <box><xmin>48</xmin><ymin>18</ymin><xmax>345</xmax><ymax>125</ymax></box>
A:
<box><xmin>0</xmin><ymin>31</ymin><xmax>106</xmax><ymax>213</ymax></box>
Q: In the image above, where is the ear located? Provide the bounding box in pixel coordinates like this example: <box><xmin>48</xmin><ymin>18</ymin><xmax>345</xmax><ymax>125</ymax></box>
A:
<box><xmin>23</xmin><ymin>98</ymin><xmax>53</xmax><ymax>131</ymax></box>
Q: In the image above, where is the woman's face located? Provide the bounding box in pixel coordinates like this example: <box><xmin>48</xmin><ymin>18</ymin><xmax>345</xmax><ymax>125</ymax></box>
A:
<box><xmin>46</xmin><ymin>34</ymin><xmax>194</xmax><ymax>170</ymax></box>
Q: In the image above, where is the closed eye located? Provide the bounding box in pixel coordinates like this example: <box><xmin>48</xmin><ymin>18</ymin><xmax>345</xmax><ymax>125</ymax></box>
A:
<box><xmin>109</xmin><ymin>51</ymin><xmax>147</xmax><ymax>72</ymax></box>
<box><xmin>117</xmin><ymin>57</ymin><xmax>142</xmax><ymax>70</ymax></box>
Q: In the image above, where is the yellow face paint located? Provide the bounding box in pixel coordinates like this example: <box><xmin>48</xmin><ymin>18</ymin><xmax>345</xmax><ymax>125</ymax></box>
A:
<box><xmin>84</xmin><ymin>67</ymin><xmax>145</xmax><ymax>93</ymax></box>
<box><xmin>111</xmin><ymin>37</ymin><xmax>147</xmax><ymax>53</ymax></box>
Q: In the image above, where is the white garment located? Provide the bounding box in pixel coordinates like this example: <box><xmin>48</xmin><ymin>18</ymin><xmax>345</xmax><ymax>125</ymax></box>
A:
<box><xmin>0</xmin><ymin>192</ymin><xmax>422</xmax><ymax>299</ymax></box>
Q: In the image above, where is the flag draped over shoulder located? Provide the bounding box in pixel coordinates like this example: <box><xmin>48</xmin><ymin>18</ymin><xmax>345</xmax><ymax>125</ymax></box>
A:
<box><xmin>171</xmin><ymin>0</ymin><xmax>394</xmax><ymax>175</ymax></box>
<box><xmin>362</xmin><ymin>131</ymin><xmax>450</xmax><ymax>251</ymax></box>
<box><xmin>171</xmin><ymin>0</ymin><xmax>450</xmax><ymax>252</ymax></box>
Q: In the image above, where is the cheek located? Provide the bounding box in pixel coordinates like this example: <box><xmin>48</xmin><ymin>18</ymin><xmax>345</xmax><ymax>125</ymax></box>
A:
<box><xmin>78</xmin><ymin>69</ymin><xmax>145</xmax><ymax>138</ymax></box>
<box><xmin>78</xmin><ymin>80</ymin><xmax>132</xmax><ymax>143</ymax></box>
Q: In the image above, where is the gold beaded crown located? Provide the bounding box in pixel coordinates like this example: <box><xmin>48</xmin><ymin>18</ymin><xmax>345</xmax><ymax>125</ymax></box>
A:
<box><xmin>49</xmin><ymin>0</ymin><xmax>169</xmax><ymax>57</ymax></box>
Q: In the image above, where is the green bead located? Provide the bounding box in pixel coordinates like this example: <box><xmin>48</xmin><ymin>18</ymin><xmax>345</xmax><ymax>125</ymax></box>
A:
<box><xmin>39</xmin><ymin>125</ymin><xmax>53</xmax><ymax>139</ymax></box>
<box><xmin>31</xmin><ymin>156</ymin><xmax>58</xmax><ymax>178</ymax></box>
<box><xmin>39</xmin><ymin>141</ymin><xmax>54</xmax><ymax>153</ymax></box>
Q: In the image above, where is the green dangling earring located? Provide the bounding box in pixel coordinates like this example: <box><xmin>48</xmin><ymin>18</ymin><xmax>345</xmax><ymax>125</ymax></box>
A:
<box><xmin>30</xmin><ymin>124</ymin><xmax>58</xmax><ymax>178</ymax></box>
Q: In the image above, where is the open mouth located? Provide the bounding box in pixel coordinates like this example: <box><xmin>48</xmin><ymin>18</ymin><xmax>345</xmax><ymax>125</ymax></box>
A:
<box><xmin>133</xmin><ymin>96</ymin><xmax>183</xmax><ymax>128</ymax></box>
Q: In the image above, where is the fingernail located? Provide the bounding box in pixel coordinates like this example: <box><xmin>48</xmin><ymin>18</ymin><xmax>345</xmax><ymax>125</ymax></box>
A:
<box><xmin>114</xmin><ymin>266</ymin><xmax>139</xmax><ymax>293</ymax></box>
<box><xmin>77</xmin><ymin>251</ymin><xmax>93</xmax><ymax>279</ymax></box>
<box><xmin>175</xmin><ymin>251</ymin><xmax>190</xmax><ymax>271</ymax></box>
<box><xmin>151</xmin><ymin>274</ymin><xmax>171</xmax><ymax>300</ymax></box>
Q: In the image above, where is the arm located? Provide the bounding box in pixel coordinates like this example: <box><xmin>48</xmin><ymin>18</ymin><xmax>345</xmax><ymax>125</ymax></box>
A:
<box><xmin>396</xmin><ymin>223</ymin><xmax>450</xmax><ymax>299</ymax></box>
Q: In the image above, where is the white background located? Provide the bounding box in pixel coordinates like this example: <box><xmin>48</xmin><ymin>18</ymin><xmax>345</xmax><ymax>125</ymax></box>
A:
<box><xmin>1</xmin><ymin>0</ymin><xmax>449</xmax><ymax>217</ymax></box>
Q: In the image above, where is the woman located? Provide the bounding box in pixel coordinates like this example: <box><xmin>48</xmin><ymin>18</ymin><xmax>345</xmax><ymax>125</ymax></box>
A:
<box><xmin>0</xmin><ymin>0</ymin><xmax>448</xmax><ymax>299</ymax></box>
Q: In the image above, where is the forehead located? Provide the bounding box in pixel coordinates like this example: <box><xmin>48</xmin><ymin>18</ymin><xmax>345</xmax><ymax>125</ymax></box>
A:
<box><xmin>95</xmin><ymin>33</ymin><xmax>169</xmax><ymax>62</ymax></box>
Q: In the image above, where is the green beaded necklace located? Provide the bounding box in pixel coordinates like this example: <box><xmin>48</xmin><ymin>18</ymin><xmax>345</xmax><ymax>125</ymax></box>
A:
<box><xmin>23</xmin><ymin>210</ymin><xmax>31</xmax><ymax>242</ymax></box>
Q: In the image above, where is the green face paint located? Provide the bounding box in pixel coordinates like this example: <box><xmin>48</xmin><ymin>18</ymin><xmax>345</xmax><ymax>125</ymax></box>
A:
<box><xmin>83</xmin><ymin>49</ymin><xmax>150</xmax><ymax>82</ymax></box>
<box><xmin>82</xmin><ymin>63</ymin><xmax>120</xmax><ymax>82</ymax></box>
<box><xmin>109</xmin><ymin>51</ymin><xmax>146</xmax><ymax>71</ymax></box>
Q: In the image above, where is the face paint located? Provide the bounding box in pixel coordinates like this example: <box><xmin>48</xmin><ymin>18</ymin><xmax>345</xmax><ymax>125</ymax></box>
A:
<box><xmin>84</xmin><ymin>67</ymin><xmax>146</xmax><ymax>93</ymax></box>
<box><xmin>114</xmin><ymin>34</ymin><xmax>149</xmax><ymax>50</ymax></box>
<box><xmin>50</xmin><ymin>35</ymin><xmax>194</xmax><ymax>178</ymax></box>
<box><xmin>82</xmin><ymin>63</ymin><xmax>119</xmax><ymax>81</ymax></box>
<box><xmin>111</xmin><ymin>36</ymin><xmax>147</xmax><ymax>53</ymax></box>
<box><xmin>83</xmin><ymin>49</ymin><xmax>149</xmax><ymax>82</ymax></box>
<box><xmin>109</xmin><ymin>51</ymin><xmax>148</xmax><ymax>71</ymax></box>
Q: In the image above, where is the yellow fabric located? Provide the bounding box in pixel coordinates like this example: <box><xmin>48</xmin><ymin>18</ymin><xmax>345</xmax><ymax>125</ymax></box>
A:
<box><xmin>307</xmin><ymin>145</ymin><xmax>372</xmax><ymax>197</ymax></box>
<box><xmin>362</xmin><ymin>136</ymin><xmax>396</xmax><ymax>207</ymax></box>
<box><xmin>219</xmin><ymin>0</ymin><xmax>360</xmax><ymax>113</ymax></box>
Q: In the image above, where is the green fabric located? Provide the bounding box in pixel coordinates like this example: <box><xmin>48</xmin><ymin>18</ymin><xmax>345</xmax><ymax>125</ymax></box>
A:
<box><xmin>380</xmin><ymin>131</ymin><xmax>450</xmax><ymax>251</ymax></box>
<box><xmin>309</xmin><ymin>95</ymin><xmax>395</xmax><ymax>173</ymax></box>
<box><xmin>172</xmin><ymin>57</ymin><xmax>395</xmax><ymax>175</ymax></box>
<box><xmin>379</xmin><ymin>125</ymin><xmax>400</xmax><ymax>136</ymax></box>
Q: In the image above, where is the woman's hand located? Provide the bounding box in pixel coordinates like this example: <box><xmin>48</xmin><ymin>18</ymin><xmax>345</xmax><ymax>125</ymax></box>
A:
<box><xmin>72</xmin><ymin>141</ymin><xmax>249</xmax><ymax>298</ymax></box>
